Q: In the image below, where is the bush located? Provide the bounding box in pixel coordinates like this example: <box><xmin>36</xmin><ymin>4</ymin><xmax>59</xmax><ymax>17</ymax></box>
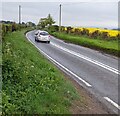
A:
<box><xmin>117</xmin><ymin>34</ymin><xmax>120</xmax><ymax>40</ymax></box>
<box><xmin>1</xmin><ymin>23</ymin><xmax>27</xmax><ymax>37</ymax></box>
<box><xmin>74</xmin><ymin>28</ymin><xmax>81</xmax><ymax>35</ymax></box>
<box><xmin>12</xmin><ymin>23</ymin><xmax>17</xmax><ymax>32</ymax></box>
<box><xmin>81</xmin><ymin>28</ymin><xmax>89</xmax><ymax>36</ymax></box>
<box><xmin>48</xmin><ymin>25</ymin><xmax>59</xmax><ymax>32</ymax></box>
<box><xmin>2</xmin><ymin>24</ymin><xmax>6</xmax><ymax>37</ymax></box>
<box><xmin>101</xmin><ymin>32</ymin><xmax>109</xmax><ymax>39</ymax></box>
<box><xmin>89</xmin><ymin>30</ymin><xmax>101</xmax><ymax>38</ymax></box>
<box><xmin>66</xmin><ymin>26</ymin><xmax>73</xmax><ymax>34</ymax></box>
<box><xmin>61</xmin><ymin>26</ymin><xmax>66</xmax><ymax>32</ymax></box>
<box><xmin>6</xmin><ymin>25</ymin><xmax>12</xmax><ymax>32</ymax></box>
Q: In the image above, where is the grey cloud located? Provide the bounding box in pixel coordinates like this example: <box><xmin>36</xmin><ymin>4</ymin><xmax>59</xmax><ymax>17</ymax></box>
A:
<box><xmin>2</xmin><ymin>2</ymin><xmax>118</xmax><ymax>28</ymax></box>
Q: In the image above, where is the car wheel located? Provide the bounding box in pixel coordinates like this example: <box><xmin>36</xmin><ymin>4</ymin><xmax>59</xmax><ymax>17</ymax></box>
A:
<box><xmin>47</xmin><ymin>41</ymin><xmax>50</xmax><ymax>44</ymax></box>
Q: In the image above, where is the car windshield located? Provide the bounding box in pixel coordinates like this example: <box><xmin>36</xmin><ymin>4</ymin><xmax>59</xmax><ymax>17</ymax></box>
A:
<box><xmin>40</xmin><ymin>32</ymin><xmax>49</xmax><ymax>36</ymax></box>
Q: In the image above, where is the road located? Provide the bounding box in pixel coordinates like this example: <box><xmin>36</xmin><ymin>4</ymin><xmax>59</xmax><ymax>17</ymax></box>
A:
<box><xmin>26</xmin><ymin>30</ymin><xmax>119</xmax><ymax>114</ymax></box>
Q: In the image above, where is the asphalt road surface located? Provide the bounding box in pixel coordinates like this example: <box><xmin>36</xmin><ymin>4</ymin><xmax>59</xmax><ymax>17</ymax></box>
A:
<box><xmin>26</xmin><ymin>30</ymin><xmax>119</xmax><ymax>114</ymax></box>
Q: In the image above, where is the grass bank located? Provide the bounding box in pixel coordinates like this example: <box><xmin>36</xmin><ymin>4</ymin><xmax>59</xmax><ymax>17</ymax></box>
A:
<box><xmin>51</xmin><ymin>32</ymin><xmax>119</xmax><ymax>57</ymax></box>
<box><xmin>2</xmin><ymin>29</ymin><xmax>79</xmax><ymax>114</ymax></box>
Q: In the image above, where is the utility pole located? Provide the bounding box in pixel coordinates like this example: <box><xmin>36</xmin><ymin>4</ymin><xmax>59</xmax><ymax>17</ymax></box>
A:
<box><xmin>59</xmin><ymin>4</ymin><xmax>61</xmax><ymax>32</ymax></box>
<box><xmin>19</xmin><ymin>5</ymin><xmax>21</xmax><ymax>24</ymax></box>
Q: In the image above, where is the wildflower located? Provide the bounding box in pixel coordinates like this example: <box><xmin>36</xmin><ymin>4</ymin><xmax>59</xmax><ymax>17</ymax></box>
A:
<box><xmin>31</xmin><ymin>65</ymin><xmax>34</xmax><ymax>68</ymax></box>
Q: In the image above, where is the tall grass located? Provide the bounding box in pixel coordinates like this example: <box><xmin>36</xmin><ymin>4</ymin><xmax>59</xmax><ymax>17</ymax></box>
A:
<box><xmin>2</xmin><ymin>30</ymin><xmax>79</xmax><ymax>114</ymax></box>
<box><xmin>52</xmin><ymin>32</ymin><xmax>119</xmax><ymax>57</ymax></box>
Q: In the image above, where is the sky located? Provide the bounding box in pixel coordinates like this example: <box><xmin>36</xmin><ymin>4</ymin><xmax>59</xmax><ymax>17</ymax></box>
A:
<box><xmin>1</xmin><ymin>0</ymin><xmax>119</xmax><ymax>29</ymax></box>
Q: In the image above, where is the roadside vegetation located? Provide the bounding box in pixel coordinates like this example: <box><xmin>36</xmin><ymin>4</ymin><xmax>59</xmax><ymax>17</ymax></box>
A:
<box><xmin>2</xmin><ymin>28</ymin><xmax>80</xmax><ymax>114</ymax></box>
<box><xmin>51</xmin><ymin>31</ymin><xmax>119</xmax><ymax>57</ymax></box>
<box><xmin>2</xmin><ymin>14</ymin><xmax>118</xmax><ymax>114</ymax></box>
<box><xmin>0</xmin><ymin>23</ymin><xmax>2</xmax><ymax>65</ymax></box>
<box><xmin>43</xmin><ymin>25</ymin><xmax>119</xmax><ymax>57</ymax></box>
<box><xmin>0</xmin><ymin>23</ymin><xmax>1</xmax><ymax>115</ymax></box>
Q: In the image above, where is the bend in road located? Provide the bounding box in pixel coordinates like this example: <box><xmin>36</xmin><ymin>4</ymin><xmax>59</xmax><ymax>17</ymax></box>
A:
<box><xmin>26</xmin><ymin>31</ymin><xmax>119</xmax><ymax>114</ymax></box>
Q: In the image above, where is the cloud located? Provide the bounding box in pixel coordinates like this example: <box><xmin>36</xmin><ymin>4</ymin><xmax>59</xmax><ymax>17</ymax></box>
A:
<box><xmin>1</xmin><ymin>1</ymin><xmax>118</xmax><ymax>28</ymax></box>
<box><xmin>1</xmin><ymin>0</ymin><xmax>119</xmax><ymax>2</ymax></box>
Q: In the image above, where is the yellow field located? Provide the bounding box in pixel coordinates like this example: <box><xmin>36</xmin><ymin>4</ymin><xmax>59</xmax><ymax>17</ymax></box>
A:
<box><xmin>67</xmin><ymin>27</ymin><xmax>119</xmax><ymax>37</ymax></box>
<box><xmin>86</xmin><ymin>28</ymin><xmax>118</xmax><ymax>37</ymax></box>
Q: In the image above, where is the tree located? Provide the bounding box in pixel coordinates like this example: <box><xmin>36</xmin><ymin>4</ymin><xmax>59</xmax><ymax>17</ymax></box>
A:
<box><xmin>37</xmin><ymin>18</ymin><xmax>47</xmax><ymax>29</ymax></box>
<box><xmin>46</xmin><ymin>14</ymin><xmax>55</xmax><ymax>26</ymax></box>
<box><xmin>37</xmin><ymin>14</ymin><xmax>55</xmax><ymax>29</ymax></box>
<box><xmin>26</xmin><ymin>22</ymin><xmax>36</xmax><ymax>27</ymax></box>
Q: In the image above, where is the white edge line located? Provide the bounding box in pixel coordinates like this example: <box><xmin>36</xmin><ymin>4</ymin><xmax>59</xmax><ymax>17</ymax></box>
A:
<box><xmin>26</xmin><ymin>32</ymin><xmax>92</xmax><ymax>87</ymax></box>
<box><xmin>26</xmin><ymin>32</ymin><xmax>120</xmax><ymax>110</ymax></box>
<box><xmin>104</xmin><ymin>97</ymin><xmax>120</xmax><ymax>110</ymax></box>
<box><xmin>51</xmin><ymin>42</ymin><xmax>119</xmax><ymax>75</ymax></box>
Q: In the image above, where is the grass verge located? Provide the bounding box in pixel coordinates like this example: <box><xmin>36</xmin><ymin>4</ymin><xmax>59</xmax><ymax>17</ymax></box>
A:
<box><xmin>51</xmin><ymin>32</ymin><xmax>119</xmax><ymax>57</ymax></box>
<box><xmin>2</xmin><ymin>29</ymin><xmax>79</xmax><ymax>114</ymax></box>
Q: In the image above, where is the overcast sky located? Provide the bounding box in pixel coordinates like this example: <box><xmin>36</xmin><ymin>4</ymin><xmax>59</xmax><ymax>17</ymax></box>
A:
<box><xmin>1</xmin><ymin>0</ymin><xmax>119</xmax><ymax>29</ymax></box>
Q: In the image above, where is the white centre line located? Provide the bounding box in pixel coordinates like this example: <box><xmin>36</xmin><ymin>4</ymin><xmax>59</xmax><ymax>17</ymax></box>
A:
<box><xmin>27</xmin><ymin>32</ymin><xmax>119</xmax><ymax>111</ymax></box>
<box><xmin>51</xmin><ymin>42</ymin><xmax>119</xmax><ymax>75</ymax></box>
<box><xmin>26</xmin><ymin>33</ymin><xmax>92</xmax><ymax>87</ymax></box>
<box><xmin>104</xmin><ymin>97</ymin><xmax>120</xmax><ymax>110</ymax></box>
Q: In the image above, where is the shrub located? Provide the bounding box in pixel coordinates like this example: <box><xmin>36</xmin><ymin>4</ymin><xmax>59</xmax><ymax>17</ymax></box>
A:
<box><xmin>6</xmin><ymin>25</ymin><xmax>12</xmax><ymax>32</ymax></box>
<box><xmin>12</xmin><ymin>23</ymin><xmax>17</xmax><ymax>32</ymax></box>
<box><xmin>74</xmin><ymin>28</ymin><xmax>81</xmax><ymax>35</ymax></box>
<box><xmin>89</xmin><ymin>30</ymin><xmax>101</xmax><ymax>38</ymax></box>
<box><xmin>2</xmin><ymin>24</ymin><xmax>6</xmax><ymax>37</ymax></box>
<box><xmin>117</xmin><ymin>34</ymin><xmax>120</xmax><ymax>40</ymax></box>
<box><xmin>61</xmin><ymin>26</ymin><xmax>66</xmax><ymax>32</ymax></box>
<box><xmin>1</xmin><ymin>23</ymin><xmax>27</xmax><ymax>37</ymax></box>
<box><xmin>101</xmin><ymin>32</ymin><xmax>109</xmax><ymax>39</ymax></box>
<box><xmin>81</xmin><ymin>28</ymin><xmax>89</xmax><ymax>36</ymax></box>
<box><xmin>66</xmin><ymin>26</ymin><xmax>73</xmax><ymax>34</ymax></box>
<box><xmin>49</xmin><ymin>25</ymin><xmax>59</xmax><ymax>32</ymax></box>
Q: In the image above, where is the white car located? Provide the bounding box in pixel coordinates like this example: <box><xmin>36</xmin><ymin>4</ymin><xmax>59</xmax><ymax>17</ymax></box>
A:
<box><xmin>35</xmin><ymin>31</ymin><xmax>50</xmax><ymax>43</ymax></box>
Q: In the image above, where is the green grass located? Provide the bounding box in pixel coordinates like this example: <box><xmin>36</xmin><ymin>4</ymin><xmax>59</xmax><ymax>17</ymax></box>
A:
<box><xmin>0</xmin><ymin>45</ymin><xmax>1</xmax><ymax>115</ymax></box>
<box><xmin>52</xmin><ymin>32</ymin><xmax>119</xmax><ymax>57</ymax></box>
<box><xmin>0</xmin><ymin>51</ymin><xmax>1</xmax><ymax>115</ymax></box>
<box><xmin>0</xmin><ymin>41</ymin><xmax>1</xmax><ymax>71</ymax></box>
<box><xmin>2</xmin><ymin>29</ymin><xmax>79</xmax><ymax>114</ymax></box>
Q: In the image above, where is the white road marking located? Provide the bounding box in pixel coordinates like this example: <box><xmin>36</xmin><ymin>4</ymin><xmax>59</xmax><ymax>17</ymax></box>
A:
<box><xmin>26</xmin><ymin>32</ymin><xmax>120</xmax><ymax>111</ymax></box>
<box><xmin>26</xmin><ymin>33</ymin><xmax>92</xmax><ymax>87</ymax></box>
<box><xmin>51</xmin><ymin>42</ymin><xmax>119</xmax><ymax>75</ymax></box>
<box><xmin>104</xmin><ymin>97</ymin><xmax>120</xmax><ymax>110</ymax></box>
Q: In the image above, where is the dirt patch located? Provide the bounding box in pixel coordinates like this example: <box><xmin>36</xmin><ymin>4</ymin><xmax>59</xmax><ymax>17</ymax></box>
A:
<box><xmin>61</xmin><ymin>72</ymin><xmax>111</xmax><ymax>114</ymax></box>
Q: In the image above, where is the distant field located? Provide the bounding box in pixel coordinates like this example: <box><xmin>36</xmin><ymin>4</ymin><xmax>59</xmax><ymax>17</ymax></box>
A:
<box><xmin>71</xmin><ymin>27</ymin><xmax>118</xmax><ymax>37</ymax></box>
<box><xmin>2</xmin><ymin>29</ymin><xmax>80</xmax><ymax>114</ymax></box>
<box><xmin>87</xmin><ymin>28</ymin><xmax>118</xmax><ymax>37</ymax></box>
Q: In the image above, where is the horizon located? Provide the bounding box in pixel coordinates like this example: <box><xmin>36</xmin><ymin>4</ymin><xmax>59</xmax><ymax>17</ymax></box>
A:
<box><xmin>1</xmin><ymin>20</ymin><xmax>119</xmax><ymax>30</ymax></box>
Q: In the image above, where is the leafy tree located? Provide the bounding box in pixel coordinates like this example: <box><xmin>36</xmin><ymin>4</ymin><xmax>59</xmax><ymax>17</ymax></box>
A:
<box><xmin>37</xmin><ymin>14</ymin><xmax>55</xmax><ymax>29</ymax></box>
<box><xmin>26</xmin><ymin>22</ymin><xmax>36</xmax><ymax>27</ymax></box>
<box><xmin>22</xmin><ymin>22</ymin><xmax>25</xmax><ymax>25</ymax></box>
<box><xmin>46</xmin><ymin>14</ymin><xmax>55</xmax><ymax>26</ymax></box>
<box><xmin>38</xmin><ymin>18</ymin><xmax>47</xmax><ymax>29</ymax></box>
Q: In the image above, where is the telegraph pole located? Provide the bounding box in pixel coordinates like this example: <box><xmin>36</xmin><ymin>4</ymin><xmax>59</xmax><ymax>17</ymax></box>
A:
<box><xmin>59</xmin><ymin>4</ymin><xmax>61</xmax><ymax>32</ymax></box>
<box><xmin>19</xmin><ymin>5</ymin><xmax>21</xmax><ymax>24</ymax></box>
